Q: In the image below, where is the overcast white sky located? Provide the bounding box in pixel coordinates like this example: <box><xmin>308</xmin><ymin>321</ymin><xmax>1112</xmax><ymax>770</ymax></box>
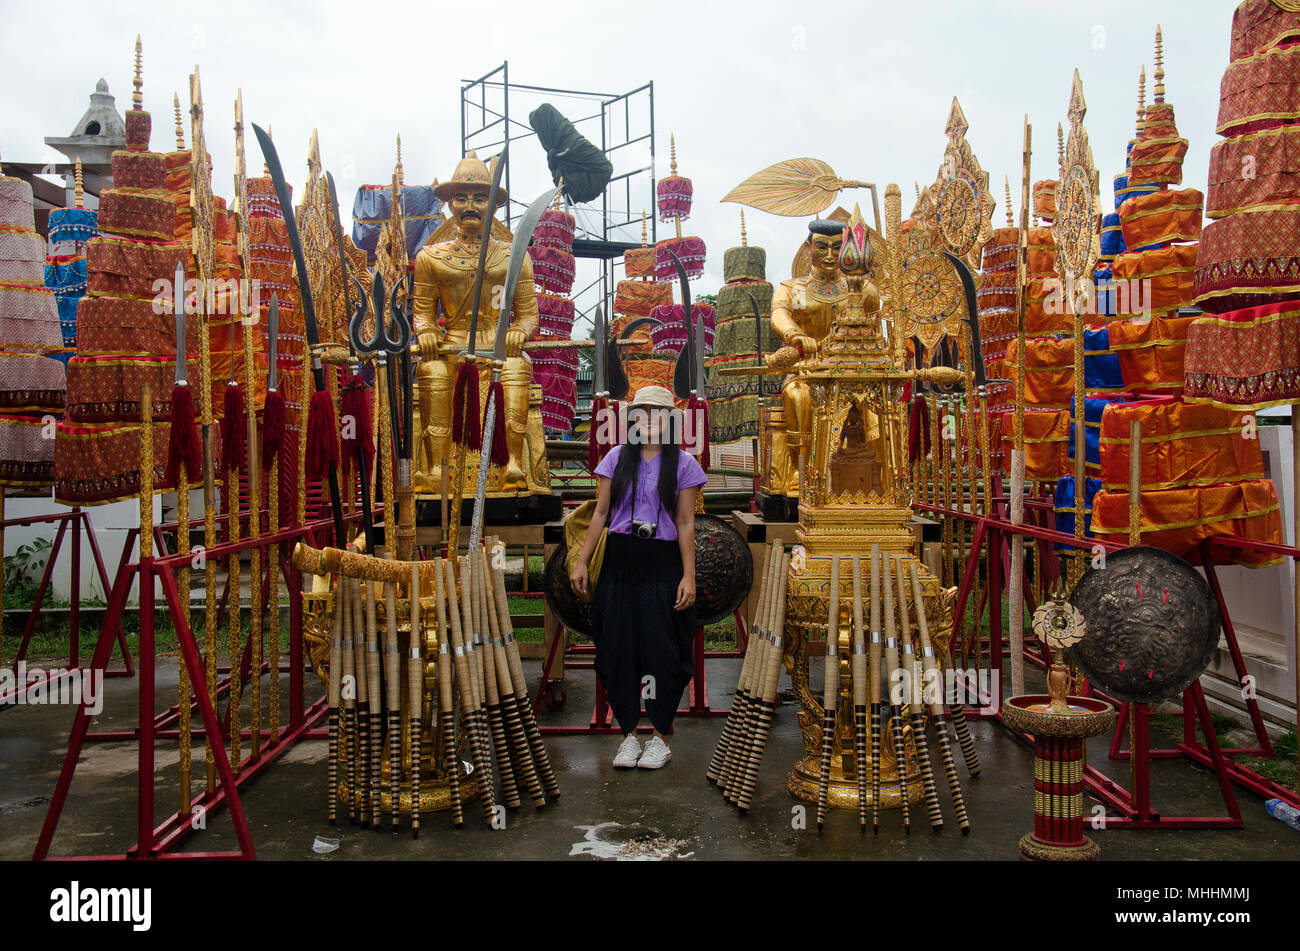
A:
<box><xmin>2</xmin><ymin>0</ymin><xmax>1233</xmax><ymax>332</ymax></box>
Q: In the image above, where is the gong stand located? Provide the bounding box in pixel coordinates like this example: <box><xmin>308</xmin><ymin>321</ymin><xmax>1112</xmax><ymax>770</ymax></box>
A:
<box><xmin>920</xmin><ymin>487</ymin><xmax>1257</xmax><ymax>827</ymax></box>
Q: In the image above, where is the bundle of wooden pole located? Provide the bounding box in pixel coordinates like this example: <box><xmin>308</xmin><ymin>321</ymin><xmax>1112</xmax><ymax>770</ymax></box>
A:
<box><xmin>441</xmin><ymin>556</ymin><xmax>496</xmax><ymax>824</ymax></box>
<box><xmin>815</xmin><ymin>554</ymin><xmax>840</xmax><ymax>831</ymax></box>
<box><xmin>732</xmin><ymin>548</ymin><xmax>791</xmax><ymax>814</ymax></box>
<box><xmin>713</xmin><ymin>539</ymin><xmax>780</xmax><ymax>800</ymax></box>
<box><xmin>908</xmin><ymin>559</ymin><xmax>971</xmax><ymax>834</ymax></box>
<box><xmin>349</xmin><ymin>576</ymin><xmax>369</xmax><ymax>825</ymax></box>
<box><xmin>893</xmin><ymin>553</ymin><xmax>944</xmax><ymax>831</ymax></box>
<box><xmin>487</xmin><ymin>543</ymin><xmax>560</xmax><ymax>801</ymax></box>
<box><xmin>707</xmin><ymin>538</ymin><xmax>779</xmax><ymax>787</ymax></box>
<box><xmin>879</xmin><ymin>544</ymin><xmax>911</xmax><ymax>834</ymax></box>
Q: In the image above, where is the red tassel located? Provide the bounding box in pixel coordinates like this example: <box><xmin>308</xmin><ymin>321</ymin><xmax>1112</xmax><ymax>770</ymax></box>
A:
<box><xmin>689</xmin><ymin>395</ymin><xmax>710</xmax><ymax>469</ymax></box>
<box><xmin>166</xmin><ymin>384</ymin><xmax>202</xmax><ymax>489</ymax></box>
<box><xmin>908</xmin><ymin>395</ymin><xmax>930</xmax><ymax>463</ymax></box>
<box><xmin>306</xmin><ymin>388</ymin><xmax>339</xmax><ymax>482</ymax></box>
<box><xmin>262</xmin><ymin>390</ymin><xmax>286</xmax><ymax>462</ymax></box>
<box><xmin>452</xmin><ymin>361</ymin><xmax>480</xmax><ymax>450</ymax></box>
<box><xmin>587</xmin><ymin>395</ymin><xmax>608</xmax><ymax>474</ymax></box>
<box><xmin>221</xmin><ymin>384</ymin><xmax>246</xmax><ymax>474</ymax></box>
<box><xmin>339</xmin><ymin>376</ymin><xmax>374</xmax><ymax>475</ymax></box>
<box><xmin>487</xmin><ymin>381</ymin><xmax>509</xmax><ymax>467</ymax></box>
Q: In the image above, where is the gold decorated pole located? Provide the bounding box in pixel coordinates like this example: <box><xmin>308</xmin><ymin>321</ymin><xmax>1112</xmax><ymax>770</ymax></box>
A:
<box><xmin>1127</xmin><ymin>419</ymin><xmax>1142</xmax><ymax>794</ymax></box>
<box><xmin>1053</xmin><ymin>73</ymin><xmax>1102</xmax><ymax>589</ymax></box>
<box><xmin>1010</xmin><ymin>116</ymin><xmax>1032</xmax><ymax>697</ymax></box>
<box><xmin>928</xmin><ymin>391</ymin><xmax>940</xmax><ymax>512</ymax></box>
<box><xmin>268</xmin><ymin>416</ymin><xmax>281</xmax><ymax>744</ymax></box>
<box><xmin>297</xmin><ymin>346</ymin><xmax>310</xmax><ymax>525</ymax></box>
<box><xmin>234</xmin><ymin>90</ymin><xmax>263</xmax><ymax>760</ymax></box>
<box><xmin>188</xmin><ymin>65</ymin><xmax>221</xmax><ymax>793</ymax></box>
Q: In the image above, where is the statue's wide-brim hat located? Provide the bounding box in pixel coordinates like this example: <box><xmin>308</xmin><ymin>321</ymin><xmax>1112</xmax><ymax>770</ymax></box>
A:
<box><xmin>433</xmin><ymin>150</ymin><xmax>508</xmax><ymax>207</ymax></box>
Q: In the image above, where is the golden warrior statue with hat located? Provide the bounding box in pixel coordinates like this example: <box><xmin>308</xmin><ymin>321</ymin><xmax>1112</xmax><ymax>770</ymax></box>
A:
<box><xmin>412</xmin><ymin>151</ymin><xmax>543</xmax><ymax>493</ymax></box>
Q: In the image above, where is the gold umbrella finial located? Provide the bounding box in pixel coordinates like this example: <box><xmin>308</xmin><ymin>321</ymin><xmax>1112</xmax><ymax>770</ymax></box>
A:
<box><xmin>1153</xmin><ymin>26</ymin><xmax>1165</xmax><ymax>103</ymax></box>
<box><xmin>640</xmin><ymin>209</ymin><xmax>647</xmax><ymax>246</ymax></box>
<box><xmin>1136</xmin><ymin>65</ymin><xmax>1147</xmax><ymax>139</ymax></box>
<box><xmin>132</xmin><ymin>34</ymin><xmax>143</xmax><ymax>109</ymax></box>
<box><xmin>1004</xmin><ymin>175</ymin><xmax>1013</xmax><ymax>227</ymax></box>
<box><xmin>669</xmin><ymin>133</ymin><xmax>677</xmax><ymax>177</ymax></box>
<box><xmin>740</xmin><ymin>208</ymin><xmax>747</xmax><ymax>246</ymax></box>
<box><xmin>173</xmin><ymin>93</ymin><xmax>184</xmax><ymax>148</ymax></box>
<box><xmin>553</xmin><ymin>176</ymin><xmax>564</xmax><ymax>209</ymax></box>
<box><xmin>395</xmin><ymin>133</ymin><xmax>403</xmax><ymax>181</ymax></box>
<box><xmin>263</xmin><ymin>124</ymin><xmax>271</xmax><ymax>175</ymax></box>
<box><xmin>75</xmin><ymin>157</ymin><xmax>84</xmax><ymax>208</ymax></box>
<box><xmin>1057</xmin><ymin>122</ymin><xmax>1065</xmax><ymax>175</ymax></box>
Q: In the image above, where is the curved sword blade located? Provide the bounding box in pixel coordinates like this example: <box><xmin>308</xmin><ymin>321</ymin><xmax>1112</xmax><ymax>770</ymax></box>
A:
<box><xmin>667</xmin><ymin>250</ymin><xmax>694</xmax><ymax>399</ymax></box>
<box><xmin>467</xmin><ymin>146</ymin><xmax>509</xmax><ymax>356</ymax></box>
<box><xmin>253</xmin><ymin>125</ymin><xmax>322</xmax><ymax>375</ymax></box>
<box><xmin>593</xmin><ymin>305</ymin><xmax>606</xmax><ymax>396</ymax></box>
<box><xmin>492</xmin><ymin>185</ymin><xmax>561</xmax><ymax>363</ymax></box>
<box><xmin>940</xmin><ymin>249</ymin><xmax>1008</xmax><ymax>387</ymax></box>
<box><xmin>694</xmin><ymin>310</ymin><xmax>708</xmax><ymax>402</ymax></box>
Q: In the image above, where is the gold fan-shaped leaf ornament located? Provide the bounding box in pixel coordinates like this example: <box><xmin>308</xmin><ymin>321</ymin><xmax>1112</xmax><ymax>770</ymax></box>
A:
<box><xmin>722</xmin><ymin>158</ymin><xmax>872</xmax><ymax>219</ymax></box>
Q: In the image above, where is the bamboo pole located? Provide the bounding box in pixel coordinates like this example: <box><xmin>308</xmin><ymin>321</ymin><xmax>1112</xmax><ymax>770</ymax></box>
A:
<box><xmin>408</xmin><ymin>563</ymin><xmax>422</xmax><ymax>836</ymax></box>
<box><xmin>327</xmin><ymin>576</ymin><xmax>345</xmax><ymax>823</ymax></box>
<box><xmin>880</xmin><ymin>542</ymin><xmax>910</xmax><ymax>834</ymax></box>
<box><xmin>710</xmin><ymin>539</ymin><xmax>777</xmax><ymax>785</ymax></box>
<box><xmin>735</xmin><ymin>551</ymin><xmax>791</xmax><ymax>814</ymax></box>
<box><xmin>341</xmin><ymin>578</ymin><xmax>357</xmax><ymax>823</ymax></box>
<box><xmin>226</xmin><ymin>405</ymin><xmax>242</xmax><ymax>772</ymax></box>
<box><xmin>868</xmin><ymin>544</ymin><xmax>884</xmax><ymax>834</ymax></box>
<box><xmin>433</xmin><ymin>558</ymin><xmax>463</xmax><ymax>827</ymax></box>
<box><xmin>909</xmin><ymin>560</ymin><xmax>971</xmax><ymax>833</ymax></box>
<box><xmin>487</xmin><ymin>553</ymin><xmax>559</xmax><ymax>800</ymax></box>
<box><xmin>363</xmin><ymin>577</ymin><xmax>383</xmax><ymax>827</ymax></box>
<box><xmin>349</xmin><ymin>576</ymin><xmax>369</xmax><ymax>825</ymax></box>
<box><xmin>851</xmin><ymin>555</ymin><xmax>868</xmax><ymax>830</ymax></box>
<box><xmin>816</xmin><ymin>554</ymin><xmax>841</xmax><ymax>831</ymax></box>
<box><xmin>894</xmin><ymin>553</ymin><xmax>943</xmax><ymax>831</ymax></box>
<box><xmin>383</xmin><ymin>577</ymin><xmax>402</xmax><ymax>833</ymax></box>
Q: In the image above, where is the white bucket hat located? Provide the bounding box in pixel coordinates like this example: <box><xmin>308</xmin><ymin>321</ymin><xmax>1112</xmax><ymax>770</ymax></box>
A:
<box><xmin>629</xmin><ymin>385</ymin><xmax>675</xmax><ymax>409</ymax></box>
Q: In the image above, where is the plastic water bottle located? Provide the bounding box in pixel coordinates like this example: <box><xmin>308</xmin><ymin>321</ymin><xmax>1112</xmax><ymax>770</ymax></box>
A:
<box><xmin>1266</xmin><ymin>799</ymin><xmax>1300</xmax><ymax>831</ymax></box>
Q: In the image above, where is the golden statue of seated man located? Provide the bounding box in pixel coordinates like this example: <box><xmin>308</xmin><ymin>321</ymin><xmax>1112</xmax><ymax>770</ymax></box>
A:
<box><xmin>767</xmin><ymin>219</ymin><xmax>853</xmax><ymax>496</ymax></box>
<box><xmin>412</xmin><ymin>151</ymin><xmax>541</xmax><ymax>494</ymax></box>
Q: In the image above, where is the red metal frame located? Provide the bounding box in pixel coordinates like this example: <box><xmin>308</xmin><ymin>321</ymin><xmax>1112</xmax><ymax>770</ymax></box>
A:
<box><xmin>32</xmin><ymin>512</ymin><xmax>352</xmax><ymax>861</ymax></box>
<box><xmin>917</xmin><ymin>488</ymin><xmax>1298</xmax><ymax>827</ymax></box>
<box><xmin>1</xmin><ymin>506</ymin><xmax>132</xmax><ymax>705</ymax></box>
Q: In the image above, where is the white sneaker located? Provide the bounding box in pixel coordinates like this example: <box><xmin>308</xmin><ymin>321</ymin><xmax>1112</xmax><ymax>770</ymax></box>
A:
<box><xmin>613</xmin><ymin>734</ymin><xmax>642</xmax><ymax>769</ymax></box>
<box><xmin>638</xmin><ymin>736</ymin><xmax>672</xmax><ymax>769</ymax></box>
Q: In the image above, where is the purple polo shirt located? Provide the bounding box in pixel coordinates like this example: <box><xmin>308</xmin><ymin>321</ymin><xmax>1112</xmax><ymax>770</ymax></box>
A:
<box><xmin>594</xmin><ymin>445</ymin><xmax>708</xmax><ymax>541</ymax></box>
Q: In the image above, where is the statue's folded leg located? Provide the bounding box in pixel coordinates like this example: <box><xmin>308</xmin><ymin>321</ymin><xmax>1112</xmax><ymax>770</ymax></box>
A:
<box><xmin>415</xmin><ymin>362</ymin><xmax>453</xmax><ymax>490</ymax></box>
<box><xmin>500</xmin><ymin>357</ymin><xmax>531</xmax><ymax>491</ymax></box>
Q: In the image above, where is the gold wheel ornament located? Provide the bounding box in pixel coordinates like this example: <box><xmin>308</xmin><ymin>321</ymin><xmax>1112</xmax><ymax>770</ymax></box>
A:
<box><xmin>899</xmin><ymin>250</ymin><xmax>963</xmax><ymax>352</ymax></box>
<box><xmin>919</xmin><ymin>99</ymin><xmax>995</xmax><ymax>272</ymax></box>
<box><xmin>1055</xmin><ymin>164</ymin><xmax>1098</xmax><ymax>277</ymax></box>
<box><xmin>1052</xmin><ymin>71</ymin><xmax>1102</xmax><ymax>283</ymax></box>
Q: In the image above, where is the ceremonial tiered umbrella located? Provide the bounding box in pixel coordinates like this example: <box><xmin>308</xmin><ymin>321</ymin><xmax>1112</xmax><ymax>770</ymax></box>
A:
<box><xmin>612</xmin><ymin>212</ymin><xmax>673</xmax><ymax>395</ymax></box>
<box><xmin>0</xmin><ymin>151</ymin><xmax>66</xmax><ymax>488</ymax></box>
<box><xmin>653</xmin><ymin>136</ymin><xmax>706</xmax><ymax>281</ymax></box>
<box><xmin>55</xmin><ymin>37</ymin><xmax>171</xmax><ymax>505</ymax></box>
<box><xmin>705</xmin><ymin>211</ymin><xmax>779</xmax><ymax>446</ymax></box>
<box><xmin>1087</xmin><ymin>27</ymin><xmax>1282</xmax><ymax>571</ymax></box>
<box><xmin>1181</xmin><ymin>0</ymin><xmax>1300</xmax><ymax>763</ymax></box>
<box><xmin>529</xmin><ymin>193</ymin><xmax>580</xmax><ymax>433</ymax></box>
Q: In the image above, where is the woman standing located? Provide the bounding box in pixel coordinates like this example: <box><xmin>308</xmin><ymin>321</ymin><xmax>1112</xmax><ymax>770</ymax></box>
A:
<box><xmin>570</xmin><ymin>385</ymin><xmax>708</xmax><ymax>769</ymax></box>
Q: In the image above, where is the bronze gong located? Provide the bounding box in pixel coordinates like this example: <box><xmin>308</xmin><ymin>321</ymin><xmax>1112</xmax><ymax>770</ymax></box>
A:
<box><xmin>1067</xmin><ymin>545</ymin><xmax>1220</xmax><ymax>704</ymax></box>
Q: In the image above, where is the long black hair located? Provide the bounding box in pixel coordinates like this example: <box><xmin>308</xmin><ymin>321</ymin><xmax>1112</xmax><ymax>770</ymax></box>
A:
<box><xmin>609</xmin><ymin>406</ymin><xmax>682</xmax><ymax>517</ymax></box>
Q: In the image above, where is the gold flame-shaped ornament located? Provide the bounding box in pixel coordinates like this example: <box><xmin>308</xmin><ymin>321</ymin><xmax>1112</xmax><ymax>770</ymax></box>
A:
<box><xmin>838</xmin><ymin>204</ymin><xmax>872</xmax><ymax>277</ymax></box>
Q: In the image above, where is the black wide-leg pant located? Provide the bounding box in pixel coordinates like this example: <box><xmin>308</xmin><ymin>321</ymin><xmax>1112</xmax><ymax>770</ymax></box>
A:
<box><xmin>592</xmin><ymin>531</ymin><xmax>698</xmax><ymax>735</ymax></box>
